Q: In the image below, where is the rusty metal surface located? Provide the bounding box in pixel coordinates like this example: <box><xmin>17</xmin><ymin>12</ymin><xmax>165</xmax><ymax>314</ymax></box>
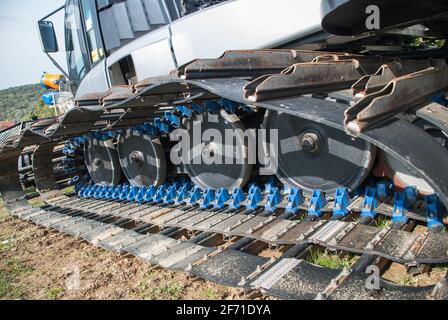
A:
<box><xmin>178</xmin><ymin>50</ymin><xmax>337</xmax><ymax>80</ymax></box>
<box><xmin>345</xmin><ymin>63</ymin><xmax>448</xmax><ymax>133</ymax></box>
<box><xmin>352</xmin><ymin>59</ymin><xmax>437</xmax><ymax>95</ymax></box>
<box><xmin>244</xmin><ymin>58</ymin><xmax>386</xmax><ymax>102</ymax></box>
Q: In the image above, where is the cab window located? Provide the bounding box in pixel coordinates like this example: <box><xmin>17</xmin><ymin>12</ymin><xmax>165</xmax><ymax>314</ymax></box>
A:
<box><xmin>80</xmin><ymin>0</ymin><xmax>105</xmax><ymax>66</ymax></box>
<box><xmin>65</xmin><ymin>0</ymin><xmax>90</xmax><ymax>86</ymax></box>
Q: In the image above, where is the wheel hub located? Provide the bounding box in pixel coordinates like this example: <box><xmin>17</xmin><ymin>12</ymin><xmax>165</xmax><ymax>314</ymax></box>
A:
<box><xmin>117</xmin><ymin>129</ymin><xmax>166</xmax><ymax>187</ymax></box>
<box><xmin>263</xmin><ymin>111</ymin><xmax>376</xmax><ymax>194</ymax></box>
<box><xmin>183</xmin><ymin>110</ymin><xmax>252</xmax><ymax>190</ymax></box>
<box><xmin>300</xmin><ymin>132</ymin><xmax>320</xmax><ymax>153</ymax></box>
<box><xmin>84</xmin><ymin>139</ymin><xmax>122</xmax><ymax>186</ymax></box>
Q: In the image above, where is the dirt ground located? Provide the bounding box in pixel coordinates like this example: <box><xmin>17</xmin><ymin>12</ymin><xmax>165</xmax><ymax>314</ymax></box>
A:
<box><xmin>0</xmin><ymin>199</ymin><xmax>243</xmax><ymax>300</ymax></box>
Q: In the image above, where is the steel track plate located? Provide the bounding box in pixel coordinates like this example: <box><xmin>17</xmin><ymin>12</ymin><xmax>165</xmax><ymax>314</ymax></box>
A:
<box><xmin>190</xmin><ymin>212</ymin><xmax>236</xmax><ymax>232</ymax></box>
<box><xmin>191</xmin><ymin>249</ymin><xmax>270</xmax><ymax>288</ymax></box>
<box><xmin>228</xmin><ymin>216</ymin><xmax>272</xmax><ymax>236</ymax></box>
<box><xmin>37</xmin><ymin>213</ymin><xmax>74</xmax><ymax>228</ymax></box>
<box><xmin>416</xmin><ymin>233</ymin><xmax>448</xmax><ymax>263</ymax></box>
<box><xmin>149</xmin><ymin>208</ymin><xmax>189</xmax><ymax>226</ymax></box>
<box><xmin>28</xmin><ymin>211</ymin><xmax>59</xmax><ymax>224</ymax></box>
<box><xmin>335</xmin><ymin>224</ymin><xmax>382</xmax><ymax>252</ymax></box>
<box><xmin>138</xmin><ymin>207</ymin><xmax>174</xmax><ymax>224</ymax></box>
<box><xmin>329</xmin><ymin>272</ymin><xmax>435</xmax><ymax>300</ymax></box>
<box><xmin>96</xmin><ymin>230</ymin><xmax>148</xmax><ymax>252</ymax></box>
<box><xmin>252</xmin><ymin>219</ymin><xmax>298</xmax><ymax>243</ymax></box>
<box><xmin>122</xmin><ymin>234</ymin><xmax>180</xmax><ymax>261</ymax></box>
<box><xmin>81</xmin><ymin>225</ymin><xmax>125</xmax><ymax>244</ymax></box>
<box><xmin>174</xmin><ymin>210</ymin><xmax>214</xmax><ymax>229</ymax></box>
<box><xmin>256</xmin><ymin>259</ymin><xmax>340</xmax><ymax>300</ymax></box>
<box><xmin>162</xmin><ymin>209</ymin><xmax>204</xmax><ymax>227</ymax></box>
<box><xmin>150</xmin><ymin>242</ymin><xmax>212</xmax><ymax>271</ymax></box>
<box><xmin>62</xmin><ymin>220</ymin><xmax>105</xmax><ymax>237</ymax></box>
<box><xmin>21</xmin><ymin>209</ymin><xmax>49</xmax><ymax>221</ymax></box>
<box><xmin>207</xmin><ymin>213</ymin><xmax>251</xmax><ymax>233</ymax></box>
<box><xmin>373</xmin><ymin>229</ymin><xmax>421</xmax><ymax>260</ymax></box>
<box><xmin>276</xmin><ymin>220</ymin><xmax>323</xmax><ymax>244</ymax></box>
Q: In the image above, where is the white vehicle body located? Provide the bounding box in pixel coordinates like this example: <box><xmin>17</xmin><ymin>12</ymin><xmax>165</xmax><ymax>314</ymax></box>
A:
<box><xmin>75</xmin><ymin>0</ymin><xmax>322</xmax><ymax>99</ymax></box>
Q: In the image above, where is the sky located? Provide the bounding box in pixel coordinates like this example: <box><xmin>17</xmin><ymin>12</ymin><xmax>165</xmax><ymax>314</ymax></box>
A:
<box><xmin>0</xmin><ymin>0</ymin><xmax>67</xmax><ymax>90</ymax></box>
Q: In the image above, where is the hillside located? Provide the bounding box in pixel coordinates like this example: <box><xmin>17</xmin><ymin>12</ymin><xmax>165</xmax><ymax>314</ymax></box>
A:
<box><xmin>0</xmin><ymin>84</ymin><xmax>54</xmax><ymax>121</ymax></box>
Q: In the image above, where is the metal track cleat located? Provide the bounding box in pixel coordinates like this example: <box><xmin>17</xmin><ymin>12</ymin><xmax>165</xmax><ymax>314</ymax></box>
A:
<box><xmin>229</xmin><ymin>187</ymin><xmax>246</xmax><ymax>210</ymax></box>
<box><xmin>332</xmin><ymin>188</ymin><xmax>351</xmax><ymax>219</ymax></box>
<box><xmin>164</xmin><ymin>186</ymin><xmax>178</xmax><ymax>205</ymax></box>
<box><xmin>285</xmin><ymin>188</ymin><xmax>303</xmax><ymax>214</ymax></box>
<box><xmin>143</xmin><ymin>186</ymin><xmax>156</xmax><ymax>203</ymax></box>
<box><xmin>204</xmin><ymin>101</ymin><xmax>220</xmax><ymax>114</ymax></box>
<box><xmin>392</xmin><ymin>186</ymin><xmax>417</xmax><ymax>228</ymax></box>
<box><xmin>164</xmin><ymin>111</ymin><xmax>181</xmax><ymax>129</ymax></box>
<box><xmin>200</xmin><ymin>188</ymin><xmax>216</xmax><ymax>209</ymax></box>
<box><xmin>425</xmin><ymin>194</ymin><xmax>445</xmax><ymax>232</ymax></box>
<box><xmin>264</xmin><ymin>188</ymin><xmax>282</xmax><ymax>213</ymax></box>
<box><xmin>186</xmin><ymin>186</ymin><xmax>202</xmax><ymax>206</ymax></box>
<box><xmin>175</xmin><ymin>185</ymin><xmax>191</xmax><ymax>204</ymax></box>
<box><xmin>176</xmin><ymin>105</ymin><xmax>193</xmax><ymax>119</ymax></box>
<box><xmin>154</xmin><ymin>185</ymin><xmax>167</xmax><ymax>203</ymax></box>
<box><xmin>214</xmin><ymin>188</ymin><xmax>230</xmax><ymax>209</ymax></box>
<box><xmin>246</xmin><ymin>186</ymin><xmax>263</xmax><ymax>211</ymax></box>
<box><xmin>360</xmin><ymin>187</ymin><xmax>377</xmax><ymax>223</ymax></box>
<box><xmin>307</xmin><ymin>189</ymin><xmax>327</xmax><ymax>220</ymax></box>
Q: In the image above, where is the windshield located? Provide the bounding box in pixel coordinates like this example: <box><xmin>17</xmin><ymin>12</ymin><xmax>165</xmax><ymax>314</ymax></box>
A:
<box><xmin>65</xmin><ymin>0</ymin><xmax>89</xmax><ymax>87</ymax></box>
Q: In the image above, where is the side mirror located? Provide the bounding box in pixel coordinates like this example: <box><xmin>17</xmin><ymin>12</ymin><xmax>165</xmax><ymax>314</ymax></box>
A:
<box><xmin>38</xmin><ymin>20</ymin><xmax>58</xmax><ymax>53</ymax></box>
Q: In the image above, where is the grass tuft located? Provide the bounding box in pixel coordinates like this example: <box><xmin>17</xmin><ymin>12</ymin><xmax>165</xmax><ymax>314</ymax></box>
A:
<box><xmin>396</xmin><ymin>275</ymin><xmax>416</xmax><ymax>286</ymax></box>
<box><xmin>305</xmin><ymin>249</ymin><xmax>354</xmax><ymax>269</ymax></box>
<box><xmin>0</xmin><ymin>239</ymin><xmax>14</xmax><ymax>252</ymax></box>
<box><xmin>199</xmin><ymin>287</ymin><xmax>219</xmax><ymax>300</ymax></box>
<box><xmin>144</xmin><ymin>282</ymin><xmax>184</xmax><ymax>300</ymax></box>
<box><xmin>375</xmin><ymin>215</ymin><xmax>392</xmax><ymax>229</ymax></box>
<box><xmin>0</xmin><ymin>259</ymin><xmax>31</xmax><ymax>299</ymax></box>
<box><xmin>43</xmin><ymin>287</ymin><xmax>63</xmax><ymax>300</ymax></box>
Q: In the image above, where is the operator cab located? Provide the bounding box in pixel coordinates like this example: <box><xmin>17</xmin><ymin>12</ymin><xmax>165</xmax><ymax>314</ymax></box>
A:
<box><xmin>38</xmin><ymin>0</ymin><xmax>230</xmax><ymax>94</ymax></box>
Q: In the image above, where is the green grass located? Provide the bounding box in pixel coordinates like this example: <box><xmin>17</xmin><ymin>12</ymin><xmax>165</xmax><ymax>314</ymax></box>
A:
<box><xmin>29</xmin><ymin>198</ymin><xmax>45</xmax><ymax>208</ymax></box>
<box><xmin>43</xmin><ymin>287</ymin><xmax>63</xmax><ymax>300</ymax></box>
<box><xmin>375</xmin><ymin>215</ymin><xmax>392</xmax><ymax>229</ymax></box>
<box><xmin>136</xmin><ymin>271</ymin><xmax>184</xmax><ymax>300</ymax></box>
<box><xmin>23</xmin><ymin>186</ymin><xmax>37</xmax><ymax>195</ymax></box>
<box><xmin>433</xmin><ymin>262</ymin><xmax>448</xmax><ymax>272</ymax></box>
<box><xmin>149</xmin><ymin>282</ymin><xmax>183</xmax><ymax>300</ymax></box>
<box><xmin>4</xmin><ymin>259</ymin><xmax>33</xmax><ymax>277</ymax></box>
<box><xmin>0</xmin><ymin>239</ymin><xmax>14</xmax><ymax>253</ymax></box>
<box><xmin>199</xmin><ymin>287</ymin><xmax>219</xmax><ymax>300</ymax></box>
<box><xmin>305</xmin><ymin>249</ymin><xmax>354</xmax><ymax>269</ymax></box>
<box><xmin>61</xmin><ymin>186</ymin><xmax>74</xmax><ymax>195</ymax></box>
<box><xmin>396</xmin><ymin>275</ymin><xmax>416</xmax><ymax>286</ymax></box>
<box><xmin>0</xmin><ymin>270</ymin><xmax>24</xmax><ymax>299</ymax></box>
<box><xmin>0</xmin><ymin>259</ymin><xmax>32</xmax><ymax>299</ymax></box>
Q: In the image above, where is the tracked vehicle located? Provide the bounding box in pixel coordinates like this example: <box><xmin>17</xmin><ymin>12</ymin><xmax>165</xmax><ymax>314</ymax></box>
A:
<box><xmin>2</xmin><ymin>0</ymin><xmax>448</xmax><ymax>299</ymax></box>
